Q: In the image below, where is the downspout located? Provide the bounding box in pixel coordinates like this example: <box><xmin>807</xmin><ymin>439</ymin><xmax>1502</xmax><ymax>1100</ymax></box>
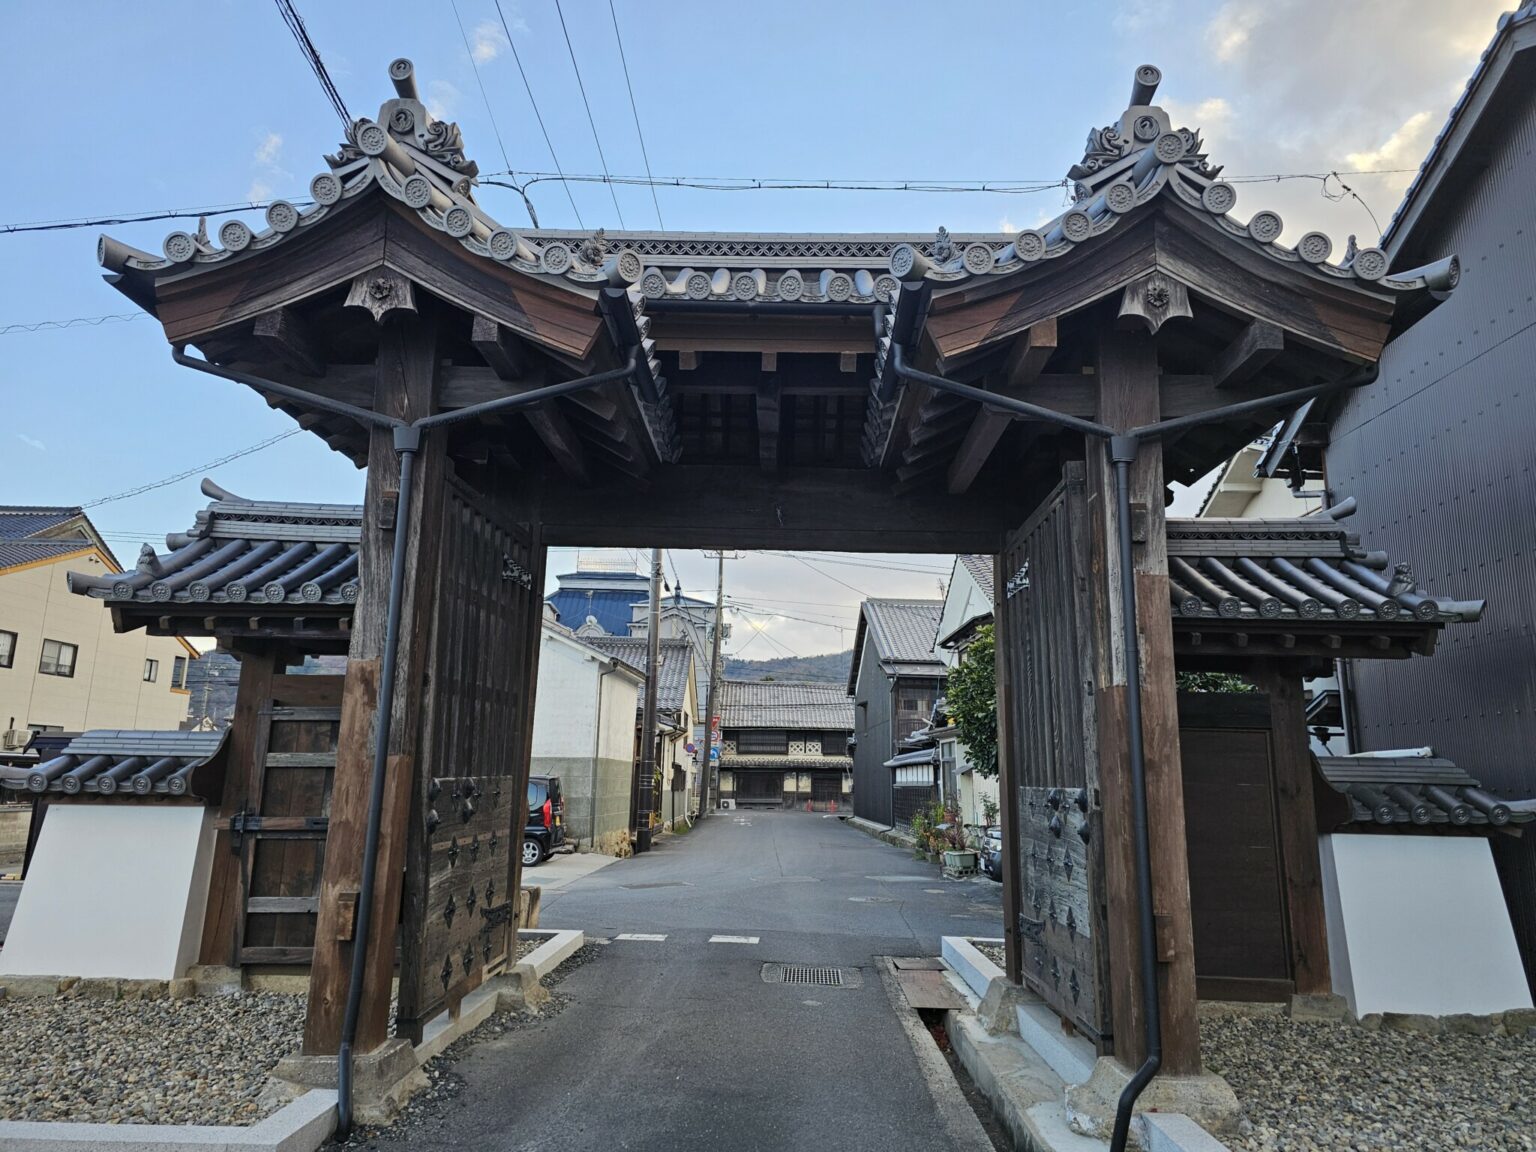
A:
<box><xmin>892</xmin><ymin>343</ymin><xmax>1377</xmax><ymax>1150</ymax></box>
<box><xmin>592</xmin><ymin>661</ymin><xmax>616</xmax><ymax>846</ymax></box>
<box><xmin>173</xmin><ymin>344</ymin><xmax>639</xmax><ymax>1138</ymax></box>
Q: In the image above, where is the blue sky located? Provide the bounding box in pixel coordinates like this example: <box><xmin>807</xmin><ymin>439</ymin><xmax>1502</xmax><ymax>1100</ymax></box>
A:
<box><xmin>0</xmin><ymin>1</ymin><xmax>1507</xmax><ymax>655</ymax></box>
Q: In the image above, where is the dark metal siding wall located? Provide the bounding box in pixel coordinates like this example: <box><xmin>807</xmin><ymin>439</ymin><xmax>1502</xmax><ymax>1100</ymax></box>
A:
<box><xmin>1326</xmin><ymin>92</ymin><xmax>1536</xmax><ymax>991</ymax></box>
<box><xmin>851</xmin><ymin>633</ymin><xmax>894</xmax><ymax>826</ymax></box>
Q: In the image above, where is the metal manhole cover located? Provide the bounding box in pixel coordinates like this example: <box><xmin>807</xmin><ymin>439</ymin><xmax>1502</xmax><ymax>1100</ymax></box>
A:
<box><xmin>762</xmin><ymin>963</ymin><xmax>863</xmax><ymax>988</ymax></box>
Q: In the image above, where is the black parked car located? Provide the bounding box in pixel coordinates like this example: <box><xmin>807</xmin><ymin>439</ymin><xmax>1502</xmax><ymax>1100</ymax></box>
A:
<box><xmin>979</xmin><ymin>825</ymin><xmax>1003</xmax><ymax>882</ymax></box>
<box><xmin>524</xmin><ymin>775</ymin><xmax>566</xmax><ymax>867</ymax></box>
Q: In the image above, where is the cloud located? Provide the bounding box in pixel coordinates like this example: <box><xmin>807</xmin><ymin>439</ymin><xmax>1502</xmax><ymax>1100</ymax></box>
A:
<box><xmin>247</xmin><ymin>178</ymin><xmax>273</xmax><ymax>201</ymax></box>
<box><xmin>1345</xmin><ymin>110</ymin><xmax>1437</xmax><ymax>192</ymax></box>
<box><xmin>1205</xmin><ymin>2</ymin><xmax>1264</xmax><ymax>61</ymax></box>
<box><xmin>254</xmin><ymin>132</ymin><xmax>282</xmax><ymax>165</ymax></box>
<box><xmin>427</xmin><ymin>80</ymin><xmax>460</xmax><ymax>120</ymax></box>
<box><xmin>1113</xmin><ymin>0</ymin><xmax>1170</xmax><ymax>33</ymax></box>
<box><xmin>16</xmin><ymin>433</ymin><xmax>46</xmax><ymax>452</ymax></box>
<box><xmin>470</xmin><ymin>20</ymin><xmax>507</xmax><ymax>63</ymax></box>
<box><xmin>997</xmin><ymin>216</ymin><xmax>1019</xmax><ymax>234</ymax></box>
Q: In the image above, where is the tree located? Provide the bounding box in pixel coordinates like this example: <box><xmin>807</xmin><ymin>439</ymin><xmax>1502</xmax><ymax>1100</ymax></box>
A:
<box><xmin>945</xmin><ymin>623</ymin><xmax>998</xmax><ymax>779</ymax></box>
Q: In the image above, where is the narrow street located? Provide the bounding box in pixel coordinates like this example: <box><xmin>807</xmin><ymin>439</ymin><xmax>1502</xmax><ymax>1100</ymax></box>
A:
<box><xmin>366</xmin><ymin>812</ymin><xmax>1003</xmax><ymax>1151</ymax></box>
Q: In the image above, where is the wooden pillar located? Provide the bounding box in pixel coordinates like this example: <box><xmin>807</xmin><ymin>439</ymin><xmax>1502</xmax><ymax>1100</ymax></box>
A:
<box><xmin>505</xmin><ymin>534</ymin><xmax>548</xmax><ymax>937</ymax></box>
<box><xmin>1251</xmin><ymin>660</ymin><xmax>1331</xmax><ymax>995</ymax></box>
<box><xmin>1089</xmin><ymin>331</ymin><xmax>1201</xmax><ymax>1075</ymax></box>
<box><xmin>304</xmin><ymin>313</ymin><xmax>446</xmax><ymax>1055</ymax></box>
<box><xmin>993</xmin><ymin>551</ymin><xmax>1024</xmax><ymax>985</ymax></box>
<box><xmin>198</xmin><ymin>645</ymin><xmax>279</xmax><ymax>967</ymax></box>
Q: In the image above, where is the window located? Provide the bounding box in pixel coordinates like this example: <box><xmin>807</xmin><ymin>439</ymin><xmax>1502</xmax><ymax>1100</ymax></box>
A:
<box><xmin>0</xmin><ymin>630</ymin><xmax>15</xmax><ymax>669</ymax></box>
<box><xmin>39</xmin><ymin>639</ymin><xmax>77</xmax><ymax>678</ymax></box>
<box><xmin>171</xmin><ymin>656</ymin><xmax>188</xmax><ymax>689</ymax></box>
<box><xmin>737</xmin><ymin>730</ymin><xmax>789</xmax><ymax>755</ymax></box>
<box><xmin>822</xmin><ymin>731</ymin><xmax>850</xmax><ymax>756</ymax></box>
<box><xmin>143</xmin><ymin>658</ymin><xmax>159</xmax><ymax>683</ymax></box>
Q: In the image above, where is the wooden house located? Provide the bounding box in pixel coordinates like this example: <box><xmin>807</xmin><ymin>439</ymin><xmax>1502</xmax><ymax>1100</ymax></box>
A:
<box><xmin>716</xmin><ymin>679</ymin><xmax>853</xmax><ymax>810</ymax></box>
<box><xmin>847</xmin><ymin>599</ymin><xmax>945</xmax><ymax>827</ymax></box>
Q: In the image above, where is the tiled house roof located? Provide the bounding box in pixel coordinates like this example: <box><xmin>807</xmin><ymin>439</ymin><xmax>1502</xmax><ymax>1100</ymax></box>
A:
<box><xmin>0</xmin><ymin>730</ymin><xmax>228</xmax><ymax>802</ymax></box>
<box><xmin>958</xmin><ymin>555</ymin><xmax>995</xmax><ymax>605</ymax></box>
<box><xmin>0</xmin><ymin>508</ymin><xmax>84</xmax><ymax>540</ymax></box>
<box><xmin>719</xmin><ymin>680</ymin><xmax>854</xmax><ymax>731</ymax></box>
<box><xmin>580</xmin><ymin>636</ymin><xmax>693</xmax><ymax>717</ymax></box>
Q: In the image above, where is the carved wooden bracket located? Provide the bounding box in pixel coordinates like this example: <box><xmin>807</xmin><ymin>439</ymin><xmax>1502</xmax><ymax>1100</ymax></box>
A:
<box><xmin>345</xmin><ymin>269</ymin><xmax>418</xmax><ymax>324</ymax></box>
<box><xmin>1118</xmin><ymin>272</ymin><xmax>1192</xmax><ymax>335</ymax></box>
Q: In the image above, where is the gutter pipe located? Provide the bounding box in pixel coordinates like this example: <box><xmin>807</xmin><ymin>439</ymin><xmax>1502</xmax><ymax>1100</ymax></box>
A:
<box><xmin>173</xmin><ymin>343</ymin><xmax>640</xmax><ymax>1137</ymax></box>
<box><xmin>892</xmin><ymin>342</ymin><xmax>1377</xmax><ymax>1151</ymax></box>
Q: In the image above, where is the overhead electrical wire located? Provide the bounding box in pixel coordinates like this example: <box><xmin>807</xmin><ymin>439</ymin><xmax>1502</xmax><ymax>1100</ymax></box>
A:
<box><xmin>80</xmin><ymin>429</ymin><xmax>304</xmax><ymax>509</ymax></box>
<box><xmin>449</xmin><ymin>0</ymin><xmax>516</xmax><ymax>180</ymax></box>
<box><xmin>1</xmin><ymin>167</ymin><xmax>1421</xmax><ymax>237</ymax></box>
<box><xmin>1</xmin><ymin>313</ymin><xmax>149</xmax><ymax>336</ymax></box>
<box><xmin>778</xmin><ymin>553</ymin><xmax>872</xmax><ymax>599</ymax></box>
<box><xmin>495</xmin><ymin>0</ymin><xmax>584</xmax><ymax>228</ymax></box>
<box><xmin>551</xmin><ymin>0</ymin><xmax>626</xmax><ymax>228</ymax></box>
<box><xmin>272</xmin><ymin>0</ymin><xmax>351</xmax><ymax>128</ymax></box>
<box><xmin>606</xmin><ymin>0</ymin><xmax>664</xmax><ymax>230</ymax></box>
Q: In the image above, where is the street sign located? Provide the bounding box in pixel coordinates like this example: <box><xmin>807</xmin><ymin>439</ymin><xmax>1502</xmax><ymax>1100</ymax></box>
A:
<box><xmin>685</xmin><ymin>742</ymin><xmax>697</xmax><ymax>755</ymax></box>
<box><xmin>709</xmin><ymin>747</ymin><xmax>720</xmax><ymax>762</ymax></box>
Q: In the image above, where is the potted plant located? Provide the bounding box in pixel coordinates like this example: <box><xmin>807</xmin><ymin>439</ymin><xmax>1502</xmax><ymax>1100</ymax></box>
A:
<box><xmin>939</xmin><ymin>803</ymin><xmax>978</xmax><ymax>876</ymax></box>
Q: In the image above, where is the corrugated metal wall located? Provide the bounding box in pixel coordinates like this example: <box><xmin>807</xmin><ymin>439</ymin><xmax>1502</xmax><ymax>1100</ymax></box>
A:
<box><xmin>1326</xmin><ymin>91</ymin><xmax>1536</xmax><ymax>992</ymax></box>
<box><xmin>851</xmin><ymin>634</ymin><xmax>894</xmax><ymax>826</ymax></box>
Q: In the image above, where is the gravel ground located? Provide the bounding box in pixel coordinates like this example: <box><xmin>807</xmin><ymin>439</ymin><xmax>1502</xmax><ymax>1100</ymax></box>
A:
<box><xmin>974</xmin><ymin>941</ymin><xmax>1006</xmax><ymax>970</ymax></box>
<box><xmin>329</xmin><ymin>942</ymin><xmax>603</xmax><ymax>1149</ymax></box>
<box><xmin>0</xmin><ymin>991</ymin><xmax>304</xmax><ymax>1125</ymax></box>
<box><xmin>1203</xmin><ymin>1012</ymin><xmax>1535</xmax><ymax>1151</ymax></box>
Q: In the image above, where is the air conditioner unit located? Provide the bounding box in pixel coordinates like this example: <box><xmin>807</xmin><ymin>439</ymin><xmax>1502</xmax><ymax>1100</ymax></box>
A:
<box><xmin>719</xmin><ymin>799</ymin><xmax>735</xmax><ymax>811</ymax></box>
<box><xmin>2</xmin><ymin>730</ymin><xmax>29</xmax><ymax>750</ymax></box>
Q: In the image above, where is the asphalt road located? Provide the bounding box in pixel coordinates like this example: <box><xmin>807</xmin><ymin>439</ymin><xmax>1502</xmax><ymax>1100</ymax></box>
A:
<box><xmin>365</xmin><ymin>811</ymin><xmax>1003</xmax><ymax>1152</ymax></box>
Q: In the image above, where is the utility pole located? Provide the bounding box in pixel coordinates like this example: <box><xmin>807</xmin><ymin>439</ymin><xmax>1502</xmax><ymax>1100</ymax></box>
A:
<box><xmin>635</xmin><ymin>547</ymin><xmax>663</xmax><ymax>854</ymax></box>
<box><xmin>698</xmin><ymin>551</ymin><xmax>725</xmax><ymax>816</ymax></box>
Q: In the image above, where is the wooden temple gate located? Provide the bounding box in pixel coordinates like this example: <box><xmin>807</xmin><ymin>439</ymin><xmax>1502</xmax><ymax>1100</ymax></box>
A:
<box><xmin>87</xmin><ymin>55</ymin><xmax>1471</xmax><ymax>1120</ymax></box>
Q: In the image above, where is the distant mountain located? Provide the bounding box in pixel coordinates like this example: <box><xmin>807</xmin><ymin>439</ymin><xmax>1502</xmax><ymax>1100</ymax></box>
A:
<box><xmin>723</xmin><ymin>650</ymin><xmax>852</xmax><ymax>684</ymax></box>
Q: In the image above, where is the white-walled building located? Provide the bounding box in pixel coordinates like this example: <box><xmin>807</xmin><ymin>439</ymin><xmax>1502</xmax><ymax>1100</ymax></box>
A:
<box><xmin>932</xmin><ymin>556</ymin><xmax>1000</xmax><ymax>828</ymax></box>
<box><xmin>531</xmin><ymin>614</ymin><xmax>644</xmax><ymax>854</ymax></box>
<box><xmin>0</xmin><ymin>508</ymin><xmax>195</xmax><ymax>745</ymax></box>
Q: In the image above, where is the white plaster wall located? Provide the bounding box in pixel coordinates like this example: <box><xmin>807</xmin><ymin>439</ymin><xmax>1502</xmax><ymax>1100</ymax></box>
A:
<box><xmin>1320</xmin><ymin>834</ymin><xmax>1534</xmax><ymax>1018</ymax></box>
<box><xmin>933</xmin><ymin>563</ymin><xmax>989</xmax><ymax>668</ymax></box>
<box><xmin>532</xmin><ymin>629</ymin><xmax>601</xmax><ymax>758</ymax></box>
<box><xmin>0</xmin><ymin>805</ymin><xmax>216</xmax><ymax>980</ymax></box>
<box><xmin>0</xmin><ymin>552</ymin><xmax>193</xmax><ymax>733</ymax></box>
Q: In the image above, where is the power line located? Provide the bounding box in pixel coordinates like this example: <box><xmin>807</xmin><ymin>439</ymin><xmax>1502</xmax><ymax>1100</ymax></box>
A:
<box><xmin>759</xmin><ymin>550</ymin><xmax>951</xmax><ymax>575</ymax></box>
<box><xmin>496</xmin><ymin>0</ymin><xmax>584</xmax><ymax>228</ymax></box>
<box><xmin>272</xmin><ymin>0</ymin><xmax>351</xmax><ymax>128</ymax></box>
<box><xmin>1</xmin><ymin>313</ymin><xmax>149</xmax><ymax>336</ymax></box>
<box><xmin>80</xmin><ymin>429</ymin><xmax>304</xmax><ymax>509</ymax></box>
<box><xmin>1</xmin><ymin>167</ymin><xmax>1423</xmax><ymax>237</ymax></box>
<box><xmin>551</xmin><ymin>0</ymin><xmax>626</xmax><ymax>228</ymax></box>
<box><xmin>779</xmin><ymin>553</ymin><xmax>872</xmax><ymax>599</ymax></box>
<box><xmin>450</xmin><ymin>0</ymin><xmax>515</xmax><ymax>179</ymax></box>
<box><xmin>607</xmin><ymin>0</ymin><xmax>664</xmax><ymax>230</ymax></box>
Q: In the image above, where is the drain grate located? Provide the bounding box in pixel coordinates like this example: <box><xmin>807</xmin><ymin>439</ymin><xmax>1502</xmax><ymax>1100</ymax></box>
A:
<box><xmin>761</xmin><ymin>962</ymin><xmax>863</xmax><ymax>988</ymax></box>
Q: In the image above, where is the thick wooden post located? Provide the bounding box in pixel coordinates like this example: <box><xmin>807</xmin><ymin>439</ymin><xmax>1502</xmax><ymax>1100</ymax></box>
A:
<box><xmin>1089</xmin><ymin>331</ymin><xmax>1201</xmax><ymax>1075</ymax></box>
<box><xmin>304</xmin><ymin>313</ymin><xmax>446</xmax><ymax>1055</ymax></box>
<box><xmin>1251</xmin><ymin>661</ymin><xmax>1331</xmax><ymax>995</ymax></box>
<box><xmin>199</xmin><ymin>645</ymin><xmax>279</xmax><ymax>967</ymax></box>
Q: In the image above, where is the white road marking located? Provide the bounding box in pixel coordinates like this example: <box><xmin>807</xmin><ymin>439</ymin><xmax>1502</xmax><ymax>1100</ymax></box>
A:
<box><xmin>709</xmin><ymin>935</ymin><xmax>760</xmax><ymax>944</ymax></box>
<box><xmin>864</xmin><ymin>875</ymin><xmax>929</xmax><ymax>883</ymax></box>
<box><xmin>615</xmin><ymin>933</ymin><xmax>668</xmax><ymax>941</ymax></box>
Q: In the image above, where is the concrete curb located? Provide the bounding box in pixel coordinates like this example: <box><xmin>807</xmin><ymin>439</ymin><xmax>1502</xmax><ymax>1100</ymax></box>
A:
<box><xmin>515</xmin><ymin>928</ymin><xmax>584</xmax><ymax>981</ymax></box>
<box><xmin>941</xmin><ymin>935</ymin><xmax>1004</xmax><ymax>1000</ymax></box>
<box><xmin>845</xmin><ymin>815</ymin><xmax>918</xmax><ymax>850</ymax></box>
<box><xmin>0</xmin><ymin>1089</ymin><xmax>336</xmax><ymax>1152</ymax></box>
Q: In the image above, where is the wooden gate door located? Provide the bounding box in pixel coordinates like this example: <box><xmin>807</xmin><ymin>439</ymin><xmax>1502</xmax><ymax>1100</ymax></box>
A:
<box><xmin>397</xmin><ymin>478</ymin><xmax>546</xmax><ymax>1040</ymax></box>
<box><xmin>233</xmin><ymin>674</ymin><xmax>343</xmax><ymax>964</ymax></box>
<box><xmin>995</xmin><ymin>462</ymin><xmax>1113</xmax><ymax>1049</ymax></box>
<box><xmin>1177</xmin><ymin>693</ymin><xmax>1292</xmax><ymax>1000</ymax></box>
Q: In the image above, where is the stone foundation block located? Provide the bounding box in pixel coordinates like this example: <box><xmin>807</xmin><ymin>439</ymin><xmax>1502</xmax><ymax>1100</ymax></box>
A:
<box><xmin>1442</xmin><ymin>1012</ymin><xmax>1502</xmax><ymax>1036</ymax></box>
<box><xmin>1287</xmin><ymin>993</ymin><xmax>1352</xmax><ymax>1023</ymax></box>
<box><xmin>1501</xmin><ymin>1007</ymin><xmax>1536</xmax><ymax>1035</ymax></box>
<box><xmin>0</xmin><ymin>976</ymin><xmax>63</xmax><ymax>999</ymax></box>
<box><xmin>1064</xmin><ymin>1057</ymin><xmax>1240</xmax><ymax>1139</ymax></box>
<box><xmin>272</xmin><ymin>1037</ymin><xmax>428</xmax><ymax>1127</ymax></box>
<box><xmin>1380</xmin><ymin>1012</ymin><xmax>1443</xmax><ymax>1035</ymax></box>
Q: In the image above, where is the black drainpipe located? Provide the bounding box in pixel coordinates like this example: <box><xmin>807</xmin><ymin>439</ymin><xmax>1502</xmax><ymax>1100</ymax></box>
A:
<box><xmin>892</xmin><ymin>343</ymin><xmax>1376</xmax><ymax>1150</ymax></box>
<box><xmin>173</xmin><ymin>345</ymin><xmax>638</xmax><ymax>1137</ymax></box>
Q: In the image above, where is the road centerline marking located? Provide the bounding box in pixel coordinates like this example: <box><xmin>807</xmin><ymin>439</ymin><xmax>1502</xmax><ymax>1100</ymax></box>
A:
<box><xmin>709</xmin><ymin>934</ymin><xmax>760</xmax><ymax>944</ymax></box>
<box><xmin>615</xmin><ymin>933</ymin><xmax>668</xmax><ymax>941</ymax></box>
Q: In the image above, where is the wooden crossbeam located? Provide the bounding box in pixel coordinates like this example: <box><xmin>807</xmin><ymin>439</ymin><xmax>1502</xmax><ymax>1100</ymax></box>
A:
<box><xmin>470</xmin><ymin>316</ymin><xmax>528</xmax><ymax>380</ymax></box>
<box><xmin>1212</xmin><ymin>319</ymin><xmax>1285</xmax><ymax>388</ymax></box>
<box><xmin>253</xmin><ymin>307</ymin><xmax>325</xmax><ymax>377</ymax></box>
<box><xmin>947</xmin><ymin>319</ymin><xmax>1057</xmax><ymax>494</ymax></box>
<box><xmin>756</xmin><ymin>377</ymin><xmax>781</xmax><ymax>472</ymax></box>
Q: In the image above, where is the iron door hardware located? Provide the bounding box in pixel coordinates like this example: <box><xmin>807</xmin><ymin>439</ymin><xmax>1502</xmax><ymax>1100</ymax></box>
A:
<box><xmin>229</xmin><ymin>810</ymin><xmax>328</xmax><ymax>851</ymax></box>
